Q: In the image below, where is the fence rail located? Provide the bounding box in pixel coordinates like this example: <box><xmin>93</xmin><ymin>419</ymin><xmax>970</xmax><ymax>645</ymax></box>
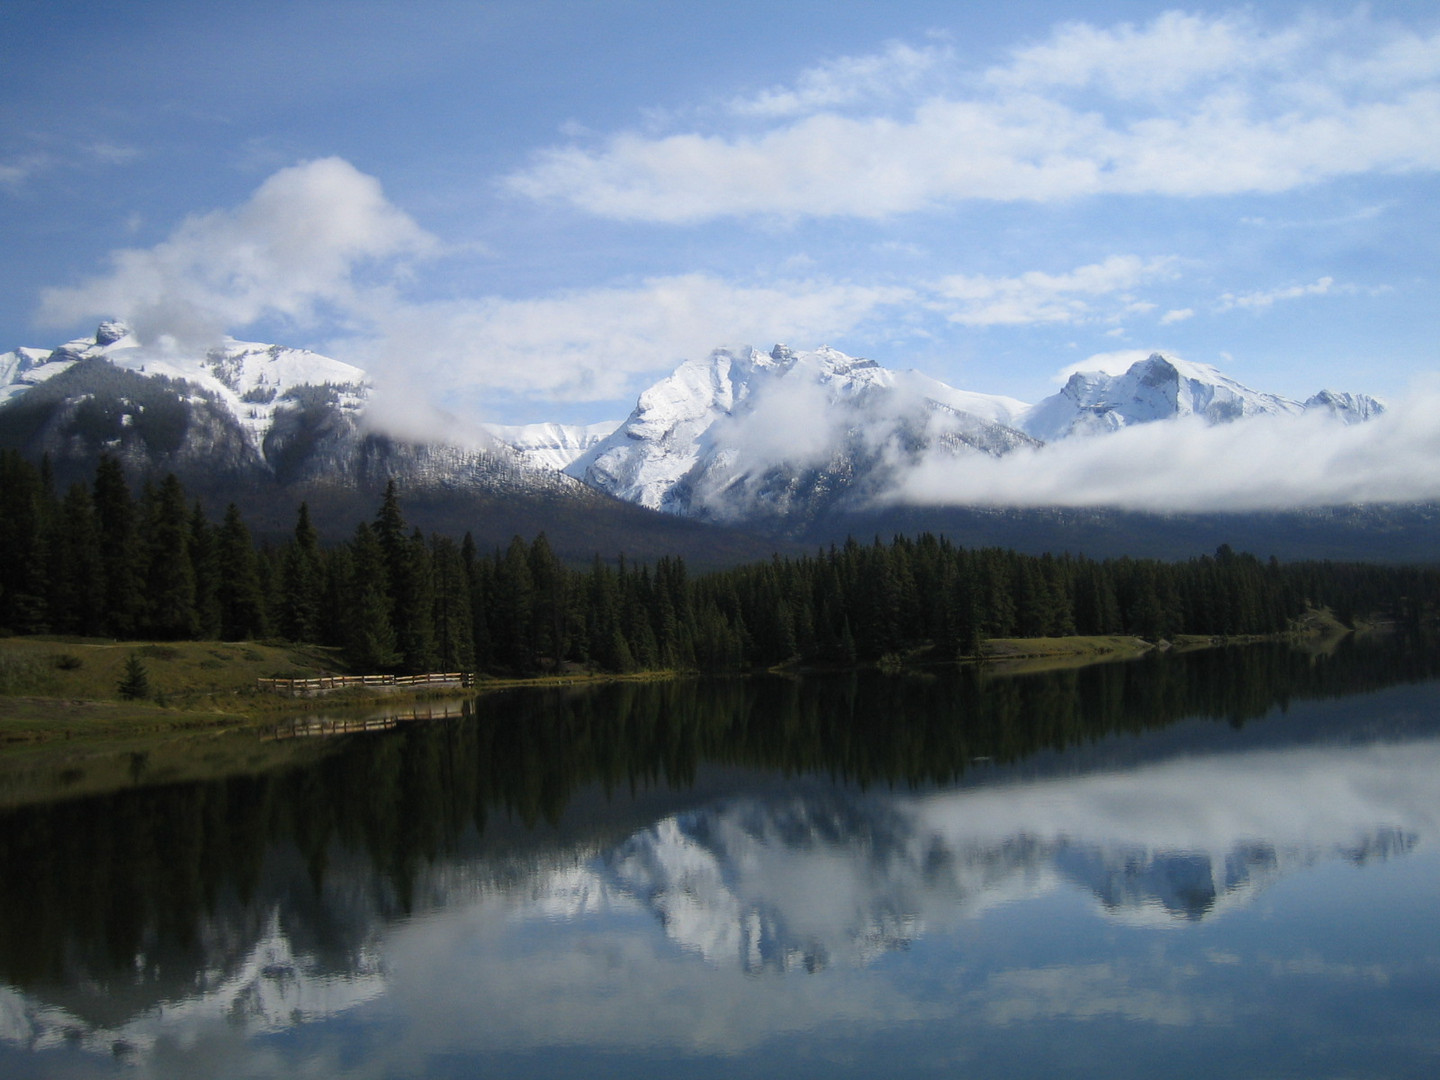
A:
<box><xmin>257</xmin><ymin>672</ymin><xmax>473</xmax><ymax>696</ymax></box>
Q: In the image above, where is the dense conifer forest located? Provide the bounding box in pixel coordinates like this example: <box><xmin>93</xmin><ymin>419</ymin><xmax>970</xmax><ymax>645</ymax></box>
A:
<box><xmin>1</xmin><ymin>451</ymin><xmax>1436</xmax><ymax>675</ymax></box>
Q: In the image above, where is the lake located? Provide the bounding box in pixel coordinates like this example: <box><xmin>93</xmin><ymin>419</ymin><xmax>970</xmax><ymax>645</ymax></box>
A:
<box><xmin>2</xmin><ymin>635</ymin><xmax>1438</xmax><ymax>1078</ymax></box>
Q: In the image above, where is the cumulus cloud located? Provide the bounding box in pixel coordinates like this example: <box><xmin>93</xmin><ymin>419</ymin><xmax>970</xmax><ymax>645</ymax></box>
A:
<box><xmin>889</xmin><ymin>385</ymin><xmax>1440</xmax><ymax>512</ymax></box>
<box><xmin>504</xmin><ymin>11</ymin><xmax>1440</xmax><ymax>221</ymax></box>
<box><xmin>36</xmin><ymin>158</ymin><xmax>1196</xmax><ymax>416</ymax></box>
<box><xmin>355</xmin><ymin>273</ymin><xmax>915</xmax><ymax>404</ymax></box>
<box><xmin>38</xmin><ymin>157</ymin><xmax>437</xmax><ymax>347</ymax></box>
<box><xmin>356</xmin><ymin>252</ymin><xmax>1176</xmax><ymax>406</ymax></box>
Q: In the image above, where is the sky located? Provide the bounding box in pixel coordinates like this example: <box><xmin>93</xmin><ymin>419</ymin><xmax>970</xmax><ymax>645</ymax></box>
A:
<box><xmin>3</xmin><ymin>0</ymin><xmax>1439</xmax><ymax>430</ymax></box>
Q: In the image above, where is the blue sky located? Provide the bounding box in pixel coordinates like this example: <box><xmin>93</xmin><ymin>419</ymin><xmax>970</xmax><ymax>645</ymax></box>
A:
<box><xmin>3</xmin><ymin>0</ymin><xmax>1438</xmax><ymax>426</ymax></box>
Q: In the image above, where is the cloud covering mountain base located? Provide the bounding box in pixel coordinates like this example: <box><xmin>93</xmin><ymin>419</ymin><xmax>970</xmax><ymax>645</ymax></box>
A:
<box><xmin>892</xmin><ymin>386</ymin><xmax>1440</xmax><ymax>513</ymax></box>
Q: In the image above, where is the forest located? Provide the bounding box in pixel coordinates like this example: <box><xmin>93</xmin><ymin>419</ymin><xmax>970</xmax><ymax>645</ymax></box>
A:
<box><xmin>1</xmin><ymin>451</ymin><xmax>1437</xmax><ymax>675</ymax></box>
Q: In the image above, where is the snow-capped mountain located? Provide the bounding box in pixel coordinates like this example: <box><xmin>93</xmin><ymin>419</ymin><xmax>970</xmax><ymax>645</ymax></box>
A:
<box><xmin>546</xmin><ymin>346</ymin><xmax>1386</xmax><ymax>534</ymax></box>
<box><xmin>483</xmin><ymin>419</ymin><xmax>619</xmax><ymax>471</ymax></box>
<box><xmin>565</xmin><ymin>343</ymin><xmax>1035</xmax><ymax>529</ymax></box>
<box><xmin>0</xmin><ymin>320</ymin><xmax>369</xmax><ymax>435</ymax></box>
<box><xmin>1020</xmin><ymin>352</ymin><xmax>1384</xmax><ymax>442</ymax></box>
<box><xmin>0</xmin><ymin>321</ymin><xmax>598</xmax><ymax>495</ymax></box>
<box><xmin>3</xmin><ymin>326</ymin><xmax>1400</xmax><ymax>553</ymax></box>
<box><xmin>0</xmin><ymin>323</ymin><xmax>790</xmax><ymax>560</ymax></box>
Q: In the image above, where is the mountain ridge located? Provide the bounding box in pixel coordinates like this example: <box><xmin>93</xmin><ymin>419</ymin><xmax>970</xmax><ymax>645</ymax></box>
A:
<box><xmin>4</xmin><ymin>325</ymin><xmax>1424</xmax><ymax>563</ymax></box>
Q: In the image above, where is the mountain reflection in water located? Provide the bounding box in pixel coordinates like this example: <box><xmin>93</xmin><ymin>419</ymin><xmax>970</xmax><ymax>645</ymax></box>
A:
<box><xmin>2</xmin><ymin>635</ymin><xmax>1438</xmax><ymax>1078</ymax></box>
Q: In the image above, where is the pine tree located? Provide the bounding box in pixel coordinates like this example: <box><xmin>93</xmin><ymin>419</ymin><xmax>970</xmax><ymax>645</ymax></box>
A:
<box><xmin>215</xmin><ymin>504</ymin><xmax>268</xmax><ymax>640</ymax></box>
<box><xmin>189</xmin><ymin>501</ymin><xmax>221</xmax><ymax>639</ymax></box>
<box><xmin>278</xmin><ymin>502</ymin><xmax>324</xmax><ymax>642</ymax></box>
<box><xmin>92</xmin><ymin>455</ymin><xmax>143</xmax><ymax>637</ymax></box>
<box><xmin>140</xmin><ymin>474</ymin><xmax>198</xmax><ymax>639</ymax></box>
<box><xmin>430</xmin><ymin>535</ymin><xmax>475</xmax><ymax>672</ymax></box>
<box><xmin>394</xmin><ymin>528</ymin><xmax>437</xmax><ymax>671</ymax></box>
<box><xmin>0</xmin><ymin>451</ymin><xmax>52</xmax><ymax>633</ymax></box>
<box><xmin>117</xmin><ymin>653</ymin><xmax>150</xmax><ymax>700</ymax></box>
<box><xmin>50</xmin><ymin>482</ymin><xmax>106</xmax><ymax>636</ymax></box>
<box><xmin>496</xmin><ymin>536</ymin><xmax>535</xmax><ymax>671</ymax></box>
<box><xmin>345</xmin><ymin>522</ymin><xmax>399</xmax><ymax>670</ymax></box>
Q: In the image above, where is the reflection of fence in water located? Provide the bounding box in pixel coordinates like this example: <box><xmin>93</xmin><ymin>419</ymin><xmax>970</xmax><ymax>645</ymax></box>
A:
<box><xmin>271</xmin><ymin>699</ymin><xmax>473</xmax><ymax>740</ymax></box>
<box><xmin>257</xmin><ymin>672</ymin><xmax>473</xmax><ymax>696</ymax></box>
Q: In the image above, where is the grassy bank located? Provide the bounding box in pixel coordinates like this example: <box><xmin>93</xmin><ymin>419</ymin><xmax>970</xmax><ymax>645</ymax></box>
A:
<box><xmin>1</xmin><ymin>624</ymin><xmax>1337</xmax><ymax>750</ymax></box>
<box><xmin>0</xmin><ymin>637</ymin><xmax>352</xmax><ymax>745</ymax></box>
<box><xmin>0</xmin><ymin>636</ymin><xmax>692</xmax><ymax>748</ymax></box>
<box><xmin>974</xmin><ymin>634</ymin><xmax>1160</xmax><ymax>673</ymax></box>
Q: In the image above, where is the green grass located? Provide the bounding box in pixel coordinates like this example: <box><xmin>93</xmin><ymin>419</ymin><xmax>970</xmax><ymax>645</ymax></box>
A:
<box><xmin>975</xmin><ymin>635</ymin><xmax>1158</xmax><ymax>673</ymax></box>
<box><xmin>0</xmin><ymin>637</ymin><xmax>340</xmax><ymax>700</ymax></box>
<box><xmin>0</xmin><ymin>637</ymin><xmax>348</xmax><ymax>744</ymax></box>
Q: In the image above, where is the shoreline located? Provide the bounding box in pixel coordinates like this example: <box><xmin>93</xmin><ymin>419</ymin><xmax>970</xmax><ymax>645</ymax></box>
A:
<box><xmin>0</xmin><ymin>628</ymin><xmax>1345</xmax><ymax>751</ymax></box>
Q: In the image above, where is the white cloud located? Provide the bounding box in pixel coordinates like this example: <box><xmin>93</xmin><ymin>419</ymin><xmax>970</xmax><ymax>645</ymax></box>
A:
<box><xmin>984</xmin><ymin>10</ymin><xmax>1293</xmax><ymax>99</ymax></box>
<box><xmin>1160</xmin><ymin>308</ymin><xmax>1195</xmax><ymax>324</ymax></box>
<box><xmin>505</xmin><ymin>13</ymin><xmax>1440</xmax><ymax>222</ymax></box>
<box><xmin>890</xmin><ymin>385</ymin><xmax>1440</xmax><ymax>512</ymax></box>
<box><xmin>22</xmin><ymin>156</ymin><xmax>1194</xmax><ymax>419</ymax></box>
<box><xmin>726</xmin><ymin>39</ymin><xmax>952</xmax><ymax>118</ymax></box>
<box><xmin>1217</xmin><ymin>276</ymin><xmax>1339</xmax><ymax>311</ymax></box>
<box><xmin>931</xmin><ymin>256</ymin><xmax>1179</xmax><ymax>327</ymax></box>
<box><xmin>1051</xmin><ymin>349</ymin><xmax>1153</xmax><ymax>382</ymax></box>
<box><xmin>38</xmin><ymin>157</ymin><xmax>437</xmax><ymax>346</ymax></box>
<box><xmin>0</xmin><ymin>152</ymin><xmax>52</xmax><ymax>190</ymax></box>
<box><xmin>353</xmin><ymin>273</ymin><xmax>915</xmax><ymax>405</ymax></box>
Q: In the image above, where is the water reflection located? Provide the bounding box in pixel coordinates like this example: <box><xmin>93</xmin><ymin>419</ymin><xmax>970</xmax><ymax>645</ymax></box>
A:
<box><xmin>2</xmin><ymin>635</ymin><xmax>1439</xmax><ymax>1077</ymax></box>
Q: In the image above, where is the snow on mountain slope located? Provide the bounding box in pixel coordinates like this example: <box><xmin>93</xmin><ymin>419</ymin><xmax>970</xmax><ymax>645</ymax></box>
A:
<box><xmin>0</xmin><ymin>347</ymin><xmax>60</xmax><ymax>405</ymax></box>
<box><xmin>1020</xmin><ymin>353</ymin><xmax>1297</xmax><ymax>441</ymax></box>
<box><xmin>484</xmin><ymin>420</ymin><xmax>619</xmax><ymax>471</ymax></box>
<box><xmin>1303</xmin><ymin>388</ymin><xmax>1387</xmax><ymax>423</ymax></box>
<box><xmin>566</xmin><ymin>343</ymin><xmax>1036</xmax><ymax>525</ymax></box>
<box><xmin>0</xmin><ymin>320</ymin><xmax>370</xmax><ymax>443</ymax></box>
<box><xmin>0</xmin><ymin>323</ymin><xmax>589</xmax><ymax>503</ymax></box>
<box><xmin>1019</xmin><ymin>352</ymin><xmax>1385</xmax><ymax>441</ymax></box>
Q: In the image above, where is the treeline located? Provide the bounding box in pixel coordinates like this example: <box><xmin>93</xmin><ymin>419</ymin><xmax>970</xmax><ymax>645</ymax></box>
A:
<box><xmin>1</xmin><ymin>452</ymin><xmax>1437</xmax><ymax>674</ymax></box>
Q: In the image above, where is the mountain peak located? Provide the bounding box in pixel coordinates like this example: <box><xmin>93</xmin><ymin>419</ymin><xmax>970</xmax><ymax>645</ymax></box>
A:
<box><xmin>565</xmin><ymin>343</ymin><xmax>1041</xmax><ymax>525</ymax></box>
<box><xmin>94</xmin><ymin>320</ymin><xmax>132</xmax><ymax>347</ymax></box>
<box><xmin>1026</xmin><ymin>352</ymin><xmax>1302</xmax><ymax>440</ymax></box>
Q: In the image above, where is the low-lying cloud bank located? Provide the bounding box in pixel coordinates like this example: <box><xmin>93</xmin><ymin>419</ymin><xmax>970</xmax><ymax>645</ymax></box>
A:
<box><xmin>889</xmin><ymin>389</ymin><xmax>1440</xmax><ymax>513</ymax></box>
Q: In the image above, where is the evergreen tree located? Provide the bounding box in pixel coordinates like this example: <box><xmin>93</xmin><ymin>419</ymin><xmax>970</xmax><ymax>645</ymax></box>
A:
<box><xmin>92</xmin><ymin>455</ymin><xmax>143</xmax><ymax>638</ymax></box>
<box><xmin>0</xmin><ymin>452</ymin><xmax>52</xmax><ymax>633</ymax></box>
<box><xmin>140</xmin><ymin>474</ymin><xmax>198</xmax><ymax>639</ymax></box>
<box><xmin>528</xmin><ymin>534</ymin><xmax>568</xmax><ymax>671</ymax></box>
<box><xmin>430</xmin><ymin>535</ymin><xmax>475</xmax><ymax>672</ymax></box>
<box><xmin>215</xmin><ymin>504</ymin><xmax>268</xmax><ymax>640</ymax></box>
<box><xmin>345</xmin><ymin>522</ymin><xmax>399</xmax><ymax>670</ymax></box>
<box><xmin>278</xmin><ymin>503</ymin><xmax>324</xmax><ymax>642</ymax></box>
<box><xmin>189</xmin><ymin>501</ymin><xmax>221</xmax><ymax>639</ymax></box>
<box><xmin>496</xmin><ymin>536</ymin><xmax>535</xmax><ymax>671</ymax></box>
<box><xmin>394</xmin><ymin>529</ymin><xmax>437</xmax><ymax>671</ymax></box>
<box><xmin>117</xmin><ymin>653</ymin><xmax>150</xmax><ymax>700</ymax></box>
<box><xmin>49</xmin><ymin>482</ymin><xmax>107</xmax><ymax>636</ymax></box>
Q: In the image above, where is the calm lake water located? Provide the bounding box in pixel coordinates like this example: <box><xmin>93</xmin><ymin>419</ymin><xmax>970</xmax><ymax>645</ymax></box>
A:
<box><xmin>2</xmin><ymin>636</ymin><xmax>1439</xmax><ymax>1079</ymax></box>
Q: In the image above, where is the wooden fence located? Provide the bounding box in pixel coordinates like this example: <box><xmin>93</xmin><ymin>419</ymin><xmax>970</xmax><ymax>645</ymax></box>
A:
<box><xmin>257</xmin><ymin>672</ymin><xmax>473</xmax><ymax>696</ymax></box>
